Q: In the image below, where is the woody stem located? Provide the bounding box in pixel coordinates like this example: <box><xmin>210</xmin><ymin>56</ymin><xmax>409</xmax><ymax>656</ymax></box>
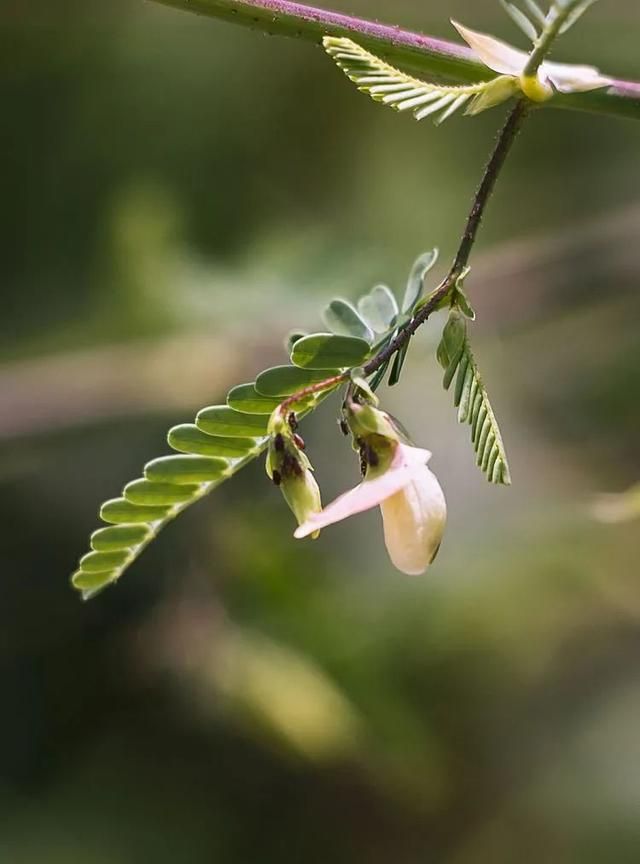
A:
<box><xmin>363</xmin><ymin>98</ymin><xmax>529</xmax><ymax>377</ymax></box>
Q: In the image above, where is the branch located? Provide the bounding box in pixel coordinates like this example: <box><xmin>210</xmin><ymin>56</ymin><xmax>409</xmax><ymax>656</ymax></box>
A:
<box><xmin>363</xmin><ymin>100</ymin><xmax>528</xmax><ymax>377</ymax></box>
<box><xmin>451</xmin><ymin>100</ymin><xmax>529</xmax><ymax>277</ymax></box>
<box><xmin>149</xmin><ymin>0</ymin><xmax>640</xmax><ymax>121</ymax></box>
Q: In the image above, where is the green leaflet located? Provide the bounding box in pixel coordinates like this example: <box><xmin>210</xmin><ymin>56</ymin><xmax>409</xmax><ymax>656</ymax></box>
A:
<box><xmin>499</xmin><ymin>0</ymin><xmax>599</xmax><ymax>40</ymax></box>
<box><xmin>100</xmin><ymin>498</ymin><xmax>172</xmax><ymax>524</ymax></box>
<box><xmin>357</xmin><ymin>284</ymin><xmax>398</xmax><ymax>333</ymax></box>
<box><xmin>500</xmin><ymin>0</ymin><xmax>539</xmax><ymax>39</ymax></box>
<box><xmin>388</xmin><ymin>340</ymin><xmax>409</xmax><ymax>387</ymax></box>
<box><xmin>368</xmin><ymin>358</ymin><xmax>392</xmax><ymax>392</ymax></box>
<box><xmin>255</xmin><ymin>365</ymin><xmax>342</xmax><ymax>397</ymax></box>
<box><xmin>196</xmin><ymin>406</ymin><xmax>270</xmax><ymax>437</ymax></box>
<box><xmin>72</xmin><ymin>569</ymin><xmax>122</xmax><ymax>594</ymax></box>
<box><xmin>403</xmin><ymin>249</ymin><xmax>438</xmax><ymax>313</ymax></box>
<box><xmin>90</xmin><ymin>525</ymin><xmax>151</xmax><ymax>551</ymax></box>
<box><xmin>323</xmin><ymin>299</ymin><xmax>374</xmax><ymax>342</ymax></box>
<box><xmin>437</xmin><ymin>310</ymin><xmax>511</xmax><ymax>485</ymax></box>
<box><xmin>291</xmin><ymin>333</ymin><xmax>371</xmax><ymax>369</ymax></box>
<box><xmin>124</xmin><ymin>479</ymin><xmax>201</xmax><ymax>506</ymax></box>
<box><xmin>145</xmin><ymin>455</ymin><xmax>230</xmax><ymax>484</ymax></box>
<box><xmin>226</xmin><ymin>383</ymin><xmax>283</xmax><ymax>415</ymax></box>
<box><xmin>79</xmin><ymin>550</ymin><xmax>131</xmax><ymax>573</ymax></box>
<box><xmin>168</xmin><ymin>425</ymin><xmax>258</xmax><ymax>458</ymax></box>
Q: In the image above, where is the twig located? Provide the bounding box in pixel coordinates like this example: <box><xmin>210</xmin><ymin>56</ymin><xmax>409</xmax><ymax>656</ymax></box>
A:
<box><xmin>363</xmin><ymin>100</ymin><xmax>529</xmax><ymax>377</ymax></box>
<box><xmin>271</xmin><ymin>99</ymin><xmax>528</xmax><ymax>405</ymax></box>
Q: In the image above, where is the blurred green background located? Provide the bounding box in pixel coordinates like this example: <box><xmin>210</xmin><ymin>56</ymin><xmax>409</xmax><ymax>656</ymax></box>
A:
<box><xmin>2</xmin><ymin>1</ymin><xmax>639</xmax><ymax>861</ymax></box>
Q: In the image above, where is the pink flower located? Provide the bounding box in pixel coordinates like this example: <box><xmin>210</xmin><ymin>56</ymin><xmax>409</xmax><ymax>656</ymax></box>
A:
<box><xmin>295</xmin><ymin>442</ymin><xmax>446</xmax><ymax>575</ymax></box>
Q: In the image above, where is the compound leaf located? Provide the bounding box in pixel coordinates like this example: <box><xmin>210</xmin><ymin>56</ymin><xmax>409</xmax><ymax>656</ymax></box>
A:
<box><xmin>437</xmin><ymin>310</ymin><xmax>511</xmax><ymax>485</ymax></box>
<box><xmin>324</xmin><ymin>37</ymin><xmax>503</xmax><ymax>124</ymax></box>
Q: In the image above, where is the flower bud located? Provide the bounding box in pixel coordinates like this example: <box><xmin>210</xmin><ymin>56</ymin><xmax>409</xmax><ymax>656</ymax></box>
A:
<box><xmin>266</xmin><ymin>415</ymin><xmax>322</xmax><ymax>536</ymax></box>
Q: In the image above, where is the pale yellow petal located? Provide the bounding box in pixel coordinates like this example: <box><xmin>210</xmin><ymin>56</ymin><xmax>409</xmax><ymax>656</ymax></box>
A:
<box><xmin>380</xmin><ymin>465</ymin><xmax>446</xmax><ymax>576</ymax></box>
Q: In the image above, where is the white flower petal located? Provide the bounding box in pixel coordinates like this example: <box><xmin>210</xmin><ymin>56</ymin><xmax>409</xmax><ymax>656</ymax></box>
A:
<box><xmin>294</xmin><ymin>444</ymin><xmax>431</xmax><ymax>538</ymax></box>
<box><xmin>380</xmin><ymin>464</ymin><xmax>447</xmax><ymax>576</ymax></box>
<box><xmin>451</xmin><ymin>20</ymin><xmax>526</xmax><ymax>77</ymax></box>
<box><xmin>543</xmin><ymin>60</ymin><xmax>612</xmax><ymax>93</ymax></box>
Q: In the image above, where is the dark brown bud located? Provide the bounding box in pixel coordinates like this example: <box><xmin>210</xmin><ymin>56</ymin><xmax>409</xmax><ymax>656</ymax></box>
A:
<box><xmin>272</xmin><ymin>470</ymin><xmax>282</xmax><ymax>487</ymax></box>
<box><xmin>274</xmin><ymin>433</ymin><xmax>285</xmax><ymax>452</ymax></box>
<box><xmin>287</xmin><ymin>412</ymin><xmax>298</xmax><ymax>431</ymax></box>
<box><xmin>293</xmin><ymin>433</ymin><xmax>306</xmax><ymax>451</ymax></box>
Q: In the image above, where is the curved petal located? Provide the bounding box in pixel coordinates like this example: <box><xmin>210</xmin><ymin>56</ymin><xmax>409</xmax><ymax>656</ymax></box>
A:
<box><xmin>451</xmin><ymin>20</ymin><xmax>525</xmax><ymax>77</ymax></box>
<box><xmin>294</xmin><ymin>445</ymin><xmax>431</xmax><ymax>538</ymax></box>
<box><xmin>380</xmin><ymin>464</ymin><xmax>447</xmax><ymax>575</ymax></box>
<box><xmin>543</xmin><ymin>60</ymin><xmax>612</xmax><ymax>94</ymax></box>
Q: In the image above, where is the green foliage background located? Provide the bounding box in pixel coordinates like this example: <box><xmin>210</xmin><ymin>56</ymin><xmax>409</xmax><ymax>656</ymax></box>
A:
<box><xmin>1</xmin><ymin>1</ymin><xmax>639</xmax><ymax>861</ymax></box>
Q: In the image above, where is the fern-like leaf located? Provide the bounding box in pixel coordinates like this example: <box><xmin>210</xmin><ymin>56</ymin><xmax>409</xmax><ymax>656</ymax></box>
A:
<box><xmin>323</xmin><ymin>37</ymin><xmax>497</xmax><ymax>124</ymax></box>
<box><xmin>437</xmin><ymin>310</ymin><xmax>511</xmax><ymax>485</ymax></box>
<box><xmin>73</xmin><ymin>446</ymin><xmax>264</xmax><ymax>600</ymax></box>
<box><xmin>72</xmin><ymin>373</ymin><xmax>345</xmax><ymax>599</ymax></box>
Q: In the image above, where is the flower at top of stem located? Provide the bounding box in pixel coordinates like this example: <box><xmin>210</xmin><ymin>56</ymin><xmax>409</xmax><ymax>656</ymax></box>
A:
<box><xmin>295</xmin><ymin>397</ymin><xmax>446</xmax><ymax>576</ymax></box>
<box><xmin>266</xmin><ymin>410</ymin><xmax>322</xmax><ymax>537</ymax></box>
<box><xmin>452</xmin><ymin>19</ymin><xmax>611</xmax><ymax>103</ymax></box>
